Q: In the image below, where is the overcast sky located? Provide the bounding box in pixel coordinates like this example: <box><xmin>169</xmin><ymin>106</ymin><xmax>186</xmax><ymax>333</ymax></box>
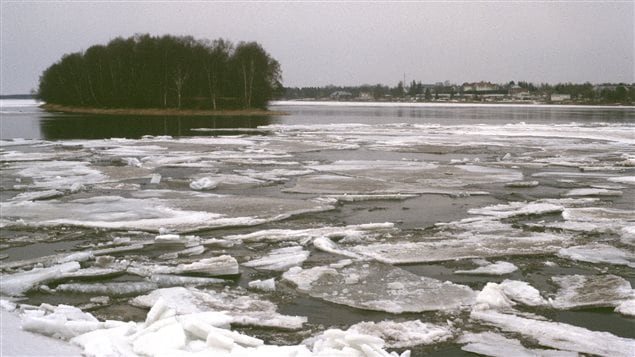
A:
<box><xmin>1</xmin><ymin>1</ymin><xmax>633</xmax><ymax>94</ymax></box>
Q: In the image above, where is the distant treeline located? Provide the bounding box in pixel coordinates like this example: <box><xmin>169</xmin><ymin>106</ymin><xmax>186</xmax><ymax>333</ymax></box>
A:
<box><xmin>285</xmin><ymin>81</ymin><xmax>635</xmax><ymax>104</ymax></box>
<box><xmin>38</xmin><ymin>34</ymin><xmax>282</xmax><ymax>110</ymax></box>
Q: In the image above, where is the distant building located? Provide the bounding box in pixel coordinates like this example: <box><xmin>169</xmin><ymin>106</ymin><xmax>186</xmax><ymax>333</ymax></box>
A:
<box><xmin>462</xmin><ymin>81</ymin><xmax>500</xmax><ymax>92</ymax></box>
<box><xmin>550</xmin><ymin>93</ymin><xmax>571</xmax><ymax>102</ymax></box>
<box><xmin>358</xmin><ymin>92</ymin><xmax>373</xmax><ymax>101</ymax></box>
<box><xmin>329</xmin><ymin>91</ymin><xmax>352</xmax><ymax>100</ymax></box>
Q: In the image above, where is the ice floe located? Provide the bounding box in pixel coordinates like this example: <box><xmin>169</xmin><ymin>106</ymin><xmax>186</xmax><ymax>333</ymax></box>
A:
<box><xmin>353</xmin><ymin>230</ymin><xmax>569</xmax><ymax>264</ymax></box>
<box><xmin>247</xmin><ymin>278</ymin><xmax>276</xmax><ymax>292</ymax></box>
<box><xmin>131</xmin><ymin>287</ymin><xmax>306</xmax><ymax>330</ymax></box>
<box><xmin>459</xmin><ymin>332</ymin><xmax>577</xmax><ymax>357</ymax></box>
<box><xmin>564</xmin><ymin>188</ymin><xmax>623</xmax><ymax>197</ymax></box>
<box><xmin>346</xmin><ymin>320</ymin><xmax>453</xmax><ymax>348</ymax></box>
<box><xmin>225</xmin><ymin>223</ymin><xmax>395</xmax><ymax>244</ymax></box>
<box><xmin>8</xmin><ymin>297</ymin><xmax>410</xmax><ymax>357</ymax></box>
<box><xmin>550</xmin><ymin>274</ymin><xmax>634</xmax><ymax>310</ymax></box>
<box><xmin>467</xmin><ymin>201</ymin><xmax>564</xmax><ymax>218</ymax></box>
<box><xmin>0</xmin><ymin>261</ymin><xmax>80</xmax><ymax>296</ymax></box>
<box><xmin>473</xmin><ymin>280</ymin><xmax>548</xmax><ymax>310</ymax></box>
<box><xmin>455</xmin><ymin>261</ymin><xmax>518</xmax><ymax>275</ymax></box>
<box><xmin>283</xmin><ymin>261</ymin><xmax>476</xmax><ymax>313</ymax></box>
<box><xmin>243</xmin><ymin>246</ymin><xmax>309</xmax><ymax>271</ymax></box>
<box><xmin>1</xmin><ymin>194</ymin><xmax>334</xmax><ymax>233</ymax></box>
<box><xmin>558</xmin><ymin>244</ymin><xmax>635</xmax><ymax>268</ymax></box>
<box><xmin>471</xmin><ymin>309</ymin><xmax>635</xmax><ymax>357</ymax></box>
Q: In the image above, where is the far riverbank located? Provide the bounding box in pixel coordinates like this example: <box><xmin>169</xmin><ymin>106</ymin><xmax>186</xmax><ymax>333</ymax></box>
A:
<box><xmin>40</xmin><ymin>103</ymin><xmax>287</xmax><ymax>117</ymax></box>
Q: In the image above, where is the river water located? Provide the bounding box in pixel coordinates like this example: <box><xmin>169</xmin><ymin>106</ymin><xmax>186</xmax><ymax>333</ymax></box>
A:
<box><xmin>1</xmin><ymin>99</ymin><xmax>634</xmax><ymax>356</ymax></box>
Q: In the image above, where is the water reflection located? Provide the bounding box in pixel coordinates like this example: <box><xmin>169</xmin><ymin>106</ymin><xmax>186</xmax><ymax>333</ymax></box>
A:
<box><xmin>38</xmin><ymin>113</ymin><xmax>275</xmax><ymax>140</ymax></box>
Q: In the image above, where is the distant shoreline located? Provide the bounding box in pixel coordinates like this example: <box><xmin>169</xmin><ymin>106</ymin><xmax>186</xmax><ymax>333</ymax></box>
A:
<box><xmin>40</xmin><ymin>103</ymin><xmax>288</xmax><ymax>117</ymax></box>
<box><xmin>270</xmin><ymin>100</ymin><xmax>635</xmax><ymax>110</ymax></box>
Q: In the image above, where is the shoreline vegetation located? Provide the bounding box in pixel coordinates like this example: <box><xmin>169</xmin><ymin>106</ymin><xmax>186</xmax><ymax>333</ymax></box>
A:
<box><xmin>40</xmin><ymin>103</ymin><xmax>287</xmax><ymax>117</ymax></box>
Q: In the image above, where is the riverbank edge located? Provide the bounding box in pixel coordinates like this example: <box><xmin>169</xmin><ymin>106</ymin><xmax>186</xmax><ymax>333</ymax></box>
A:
<box><xmin>40</xmin><ymin>103</ymin><xmax>288</xmax><ymax>117</ymax></box>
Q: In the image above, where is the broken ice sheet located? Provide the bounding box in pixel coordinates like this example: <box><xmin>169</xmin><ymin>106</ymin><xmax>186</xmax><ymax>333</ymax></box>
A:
<box><xmin>282</xmin><ymin>261</ymin><xmax>476</xmax><ymax>313</ymax></box>
<box><xmin>346</xmin><ymin>320</ymin><xmax>453</xmax><ymax>348</ymax></box>
<box><xmin>224</xmin><ymin>222</ymin><xmax>395</xmax><ymax>244</ymax></box>
<box><xmin>242</xmin><ymin>246</ymin><xmax>310</xmax><ymax>271</ymax></box>
<box><xmin>459</xmin><ymin>332</ymin><xmax>577</xmax><ymax>357</ymax></box>
<box><xmin>353</xmin><ymin>231</ymin><xmax>569</xmax><ymax>264</ymax></box>
<box><xmin>454</xmin><ymin>261</ymin><xmax>518</xmax><ymax>276</ymax></box>
<box><xmin>471</xmin><ymin>309</ymin><xmax>635</xmax><ymax>357</ymax></box>
<box><xmin>131</xmin><ymin>286</ymin><xmax>307</xmax><ymax>330</ymax></box>
<box><xmin>550</xmin><ymin>274</ymin><xmax>634</xmax><ymax>310</ymax></box>
<box><xmin>558</xmin><ymin>244</ymin><xmax>635</xmax><ymax>268</ymax></box>
<box><xmin>0</xmin><ymin>192</ymin><xmax>334</xmax><ymax>233</ymax></box>
<box><xmin>286</xmin><ymin>160</ymin><xmax>522</xmax><ymax>194</ymax></box>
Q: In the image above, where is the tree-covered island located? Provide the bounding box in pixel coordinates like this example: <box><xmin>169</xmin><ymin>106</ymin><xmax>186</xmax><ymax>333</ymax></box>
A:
<box><xmin>38</xmin><ymin>34</ymin><xmax>283</xmax><ymax>114</ymax></box>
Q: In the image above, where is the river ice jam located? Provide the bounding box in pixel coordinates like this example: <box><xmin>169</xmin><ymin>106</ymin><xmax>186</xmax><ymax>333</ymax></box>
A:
<box><xmin>1</xmin><ymin>101</ymin><xmax>634</xmax><ymax>356</ymax></box>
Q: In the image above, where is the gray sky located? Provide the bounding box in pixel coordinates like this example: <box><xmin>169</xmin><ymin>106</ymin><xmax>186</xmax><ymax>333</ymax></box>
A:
<box><xmin>1</xmin><ymin>1</ymin><xmax>633</xmax><ymax>94</ymax></box>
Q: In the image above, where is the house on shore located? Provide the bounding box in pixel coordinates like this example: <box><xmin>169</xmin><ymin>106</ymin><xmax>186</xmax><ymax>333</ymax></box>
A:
<box><xmin>330</xmin><ymin>91</ymin><xmax>353</xmax><ymax>100</ymax></box>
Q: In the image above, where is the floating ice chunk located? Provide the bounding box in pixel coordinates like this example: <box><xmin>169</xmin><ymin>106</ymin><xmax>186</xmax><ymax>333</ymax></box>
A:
<box><xmin>155</xmin><ymin>234</ymin><xmax>199</xmax><ymax>245</ymax></box>
<box><xmin>190</xmin><ymin>177</ymin><xmax>220</xmax><ymax>190</ymax></box>
<box><xmin>471</xmin><ymin>309</ymin><xmax>635</xmax><ymax>357</ymax></box>
<box><xmin>21</xmin><ymin>303</ymin><xmax>107</xmax><ymax>340</ymax></box>
<box><xmin>475</xmin><ymin>283</ymin><xmax>516</xmax><ymax>310</ymax></box>
<box><xmin>558</xmin><ymin>244</ymin><xmax>635</xmax><ymax>268</ymax></box>
<box><xmin>608</xmin><ymin>176</ymin><xmax>635</xmax><ymax>185</ymax></box>
<box><xmin>11</xmin><ymin>190</ymin><xmax>64</xmax><ymax>201</ymax></box>
<box><xmin>468</xmin><ymin>201</ymin><xmax>564</xmax><ymax>218</ymax></box>
<box><xmin>14</xmin><ymin>160</ymin><xmax>108</xmax><ymax>190</ymax></box>
<box><xmin>176</xmin><ymin>255</ymin><xmax>239</xmax><ymax>276</ymax></box>
<box><xmin>0</xmin><ymin>299</ymin><xmax>17</xmax><ymax>312</ymax></box>
<box><xmin>459</xmin><ymin>332</ymin><xmax>577</xmax><ymax>357</ymax></box>
<box><xmin>498</xmin><ymin>280</ymin><xmax>547</xmax><ymax>307</ymax></box>
<box><xmin>70</xmin><ymin>182</ymin><xmax>85</xmax><ymax>193</ymax></box>
<box><xmin>564</xmin><ymin>188</ymin><xmax>622</xmax><ymax>197</ymax></box>
<box><xmin>328</xmin><ymin>193</ymin><xmax>419</xmax><ymax>202</ymax></box>
<box><xmin>615</xmin><ymin>299</ymin><xmax>635</xmax><ymax>317</ymax></box>
<box><xmin>1</xmin><ymin>307</ymin><xmax>85</xmax><ymax>356</ymax></box>
<box><xmin>354</xmin><ymin>231</ymin><xmax>568</xmax><ymax>264</ymax></box>
<box><xmin>132</xmin><ymin>317</ymin><xmax>187</xmax><ymax>356</ymax></box>
<box><xmin>504</xmin><ymin>180</ymin><xmax>539</xmax><ymax>188</ymax></box>
<box><xmin>551</xmin><ymin>274</ymin><xmax>634</xmax><ymax>309</ymax></box>
<box><xmin>455</xmin><ymin>261</ymin><xmax>518</xmax><ymax>275</ymax></box>
<box><xmin>243</xmin><ymin>246</ymin><xmax>309</xmax><ymax>271</ymax></box>
<box><xmin>475</xmin><ymin>280</ymin><xmax>548</xmax><ymax>310</ymax></box>
<box><xmin>248</xmin><ymin>278</ymin><xmax>276</xmax><ymax>292</ymax></box>
<box><xmin>235</xmin><ymin>168</ymin><xmax>315</xmax><ymax>182</ymax></box>
<box><xmin>58</xmin><ymin>251</ymin><xmax>94</xmax><ymax>263</ymax></box>
<box><xmin>306</xmin><ymin>326</ymin><xmax>411</xmax><ymax>357</ymax></box>
<box><xmin>150</xmin><ymin>173</ymin><xmax>161</xmax><ymax>184</ymax></box>
<box><xmin>348</xmin><ymin>320</ymin><xmax>452</xmax><ymax>348</ymax></box>
<box><xmin>124</xmin><ymin>157</ymin><xmax>142</xmax><ymax>167</ymax></box>
<box><xmin>562</xmin><ymin>207</ymin><xmax>633</xmax><ymax>223</ymax></box>
<box><xmin>190</xmin><ymin>174</ymin><xmax>264</xmax><ymax>191</ymax></box>
<box><xmin>313</xmin><ymin>237</ymin><xmax>362</xmax><ymax>259</ymax></box>
<box><xmin>60</xmin><ymin>267</ymin><xmax>125</xmax><ymax>280</ymax></box>
<box><xmin>283</xmin><ymin>261</ymin><xmax>475</xmax><ymax>313</ymax></box>
<box><xmin>132</xmin><ymin>287</ymin><xmax>306</xmax><ymax>330</ymax></box>
<box><xmin>225</xmin><ymin>223</ymin><xmax>395</xmax><ymax>244</ymax></box>
<box><xmin>55</xmin><ymin>282</ymin><xmax>158</xmax><ymax>296</ymax></box>
<box><xmin>149</xmin><ymin>275</ymin><xmax>226</xmax><ymax>288</ymax></box>
<box><xmin>0</xmin><ymin>261</ymin><xmax>80</xmax><ymax>296</ymax></box>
